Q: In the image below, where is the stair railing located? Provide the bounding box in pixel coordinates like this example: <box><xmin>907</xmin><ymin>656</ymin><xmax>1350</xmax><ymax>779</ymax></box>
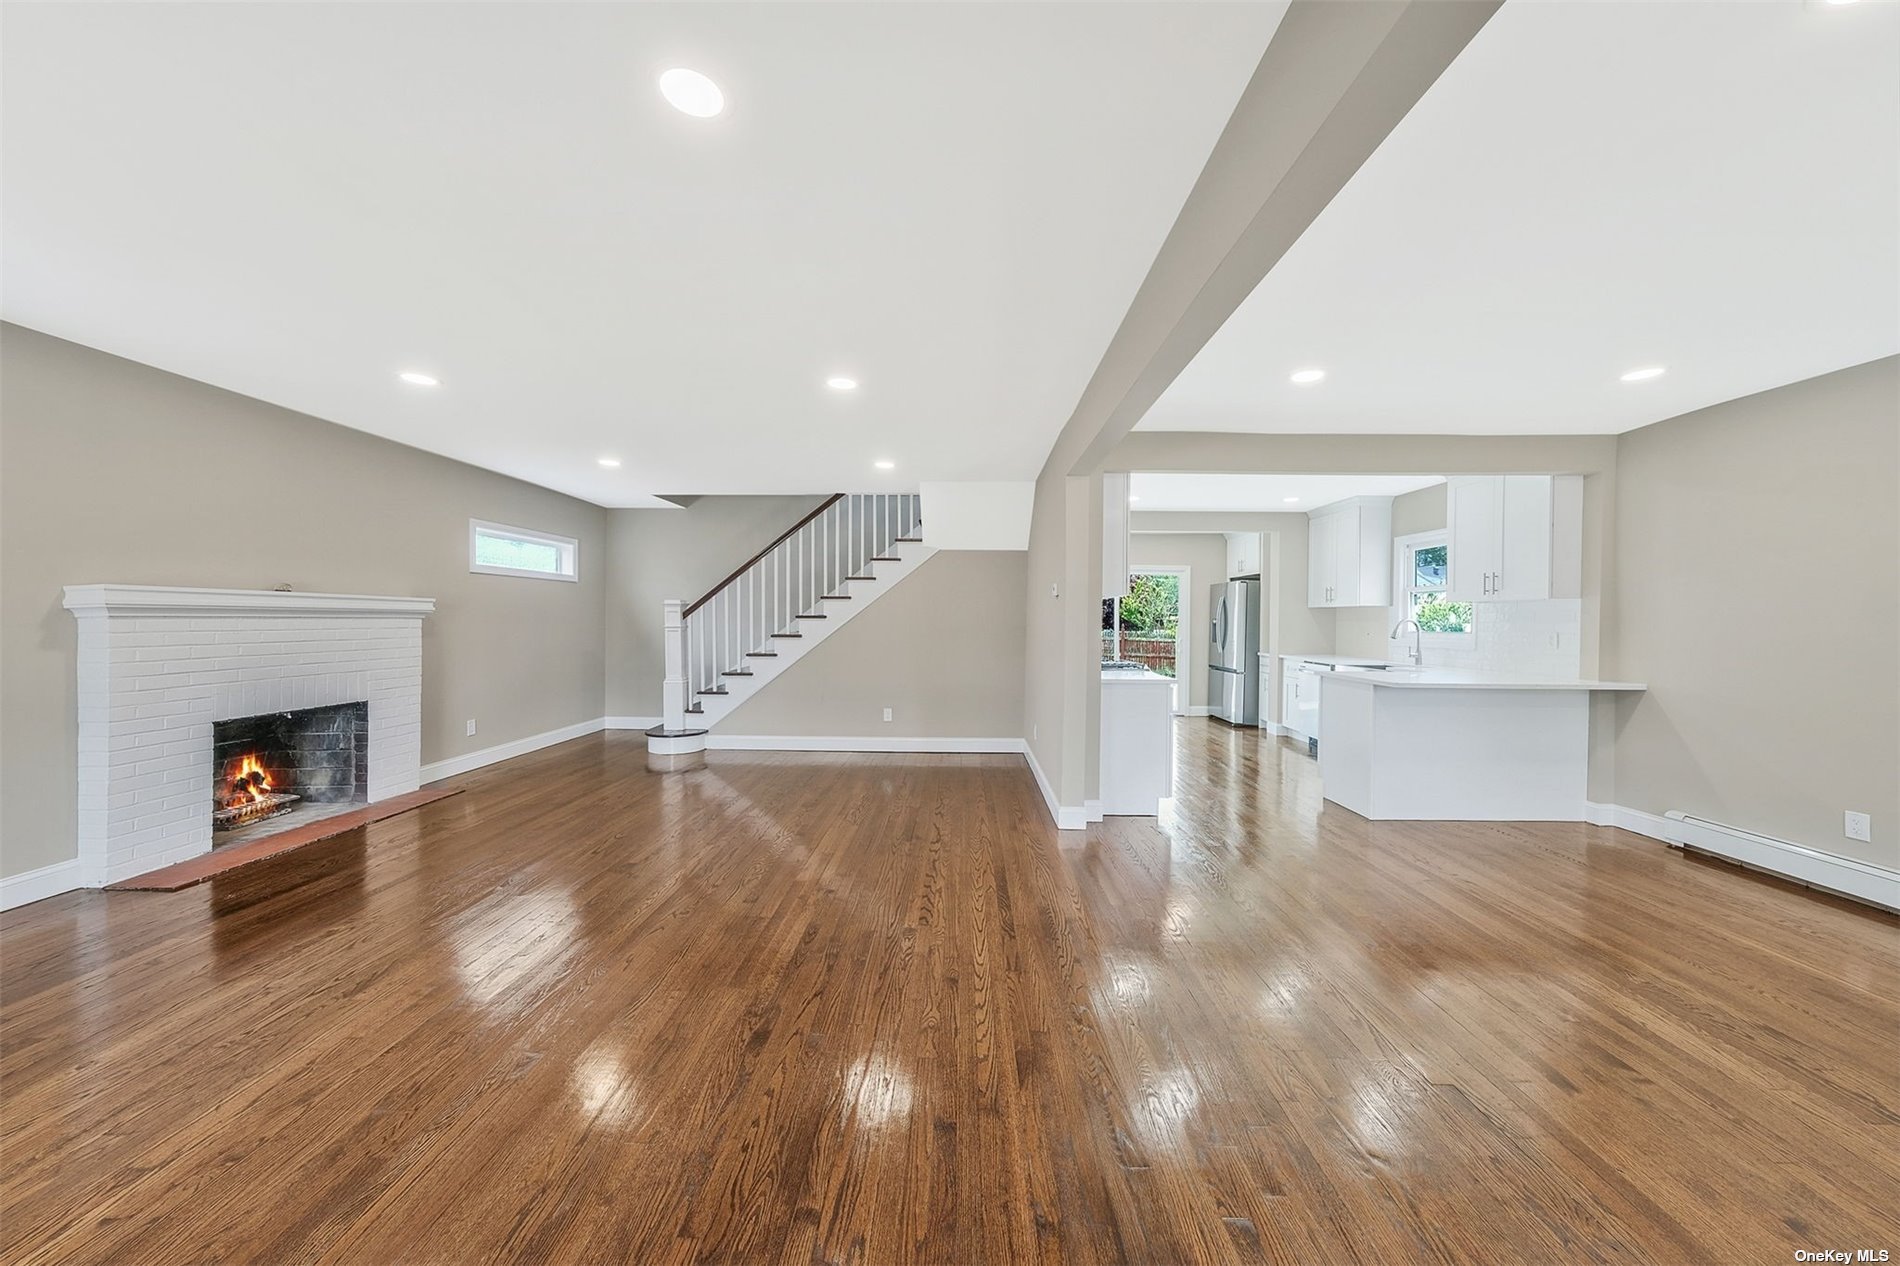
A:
<box><xmin>660</xmin><ymin>493</ymin><xmax>920</xmax><ymax>731</ymax></box>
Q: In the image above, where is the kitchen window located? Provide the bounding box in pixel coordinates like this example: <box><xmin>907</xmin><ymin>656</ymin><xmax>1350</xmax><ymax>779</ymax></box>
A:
<box><xmin>1399</xmin><ymin>532</ymin><xmax>1472</xmax><ymax>635</ymax></box>
<box><xmin>469</xmin><ymin>519</ymin><xmax>579</xmax><ymax>581</ymax></box>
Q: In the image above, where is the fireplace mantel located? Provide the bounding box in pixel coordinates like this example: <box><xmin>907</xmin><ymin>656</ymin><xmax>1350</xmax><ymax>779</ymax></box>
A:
<box><xmin>63</xmin><ymin>584</ymin><xmax>436</xmax><ymax>620</ymax></box>
<box><xmin>63</xmin><ymin>584</ymin><xmax>433</xmax><ymax>887</ymax></box>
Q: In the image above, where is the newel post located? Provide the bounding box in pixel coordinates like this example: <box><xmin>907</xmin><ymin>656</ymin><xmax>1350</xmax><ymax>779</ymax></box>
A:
<box><xmin>648</xmin><ymin>597</ymin><xmax>706</xmax><ymax>772</ymax></box>
<box><xmin>661</xmin><ymin>598</ymin><xmax>687</xmax><ymax>733</ymax></box>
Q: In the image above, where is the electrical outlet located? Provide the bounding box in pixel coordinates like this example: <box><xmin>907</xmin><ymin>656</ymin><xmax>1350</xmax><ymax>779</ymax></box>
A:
<box><xmin>1050</xmin><ymin>582</ymin><xmax>1060</xmax><ymax>598</ymax></box>
<box><xmin>883</xmin><ymin>708</ymin><xmax>893</xmax><ymax>722</ymax></box>
<box><xmin>466</xmin><ymin>719</ymin><xmax>477</xmax><ymax>737</ymax></box>
<box><xmin>1032</xmin><ymin>723</ymin><xmax>1039</xmax><ymax>741</ymax></box>
<box><xmin>1844</xmin><ymin>810</ymin><xmax>1872</xmax><ymax>842</ymax></box>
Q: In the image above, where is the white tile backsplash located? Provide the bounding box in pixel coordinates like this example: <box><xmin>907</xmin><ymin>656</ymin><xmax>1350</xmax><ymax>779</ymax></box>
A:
<box><xmin>1378</xmin><ymin>598</ymin><xmax>1581</xmax><ymax>677</ymax></box>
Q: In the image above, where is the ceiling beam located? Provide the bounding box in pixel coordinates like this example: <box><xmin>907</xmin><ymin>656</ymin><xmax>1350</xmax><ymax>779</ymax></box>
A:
<box><xmin>1038</xmin><ymin>0</ymin><xmax>1503</xmax><ymax>481</ymax></box>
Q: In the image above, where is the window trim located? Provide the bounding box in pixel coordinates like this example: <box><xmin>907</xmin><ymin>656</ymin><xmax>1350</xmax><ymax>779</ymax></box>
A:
<box><xmin>1392</xmin><ymin>529</ymin><xmax>1473</xmax><ymax>642</ymax></box>
<box><xmin>468</xmin><ymin>518</ymin><xmax>580</xmax><ymax>582</ymax></box>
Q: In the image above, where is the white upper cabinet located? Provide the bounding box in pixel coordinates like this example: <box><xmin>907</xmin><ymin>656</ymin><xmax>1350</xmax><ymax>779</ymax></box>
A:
<box><xmin>1446</xmin><ymin>474</ymin><xmax>1582</xmax><ymax>602</ymax></box>
<box><xmin>1225</xmin><ymin>530</ymin><xmax>1263</xmax><ymax>579</ymax></box>
<box><xmin>1307</xmin><ymin>513</ymin><xmax>1335</xmax><ymax>605</ymax></box>
<box><xmin>1307</xmin><ymin>497</ymin><xmax>1392</xmax><ymax>608</ymax></box>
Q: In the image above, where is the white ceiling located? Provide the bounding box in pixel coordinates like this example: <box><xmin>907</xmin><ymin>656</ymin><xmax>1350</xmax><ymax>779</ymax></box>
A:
<box><xmin>1129</xmin><ymin>472</ymin><xmax>1444</xmax><ymax>515</ymax></box>
<box><xmin>0</xmin><ymin>2</ymin><xmax>1285</xmax><ymax>508</ymax></box>
<box><xmin>1139</xmin><ymin>0</ymin><xmax>1900</xmax><ymax>437</ymax></box>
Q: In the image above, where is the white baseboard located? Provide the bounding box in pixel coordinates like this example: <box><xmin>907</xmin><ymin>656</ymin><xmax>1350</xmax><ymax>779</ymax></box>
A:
<box><xmin>1664</xmin><ymin>810</ymin><xmax>1898</xmax><ymax>912</ymax></box>
<box><xmin>1023</xmin><ymin>743</ymin><xmax>1088</xmax><ymax>831</ymax></box>
<box><xmin>704</xmin><ymin>735</ymin><xmax>1025</xmax><ymax>754</ymax></box>
<box><xmin>1</xmin><ymin>858</ymin><xmax>84</xmax><ymax>912</ymax></box>
<box><xmin>1183</xmin><ymin>705</ymin><xmax>1213</xmax><ymax>717</ymax></box>
<box><xmin>1587</xmin><ymin>800</ymin><xmax>1898</xmax><ymax>911</ymax></box>
<box><xmin>604</xmin><ymin>716</ymin><xmax>662</xmax><ymax>731</ymax></box>
<box><xmin>1583</xmin><ymin>800</ymin><xmax>1673</xmax><ymax>841</ymax></box>
<box><xmin>1085</xmin><ymin>799</ymin><xmax>1105</xmax><ymax>823</ymax></box>
<box><xmin>421</xmin><ymin>717</ymin><xmax>607</xmax><ymax>783</ymax></box>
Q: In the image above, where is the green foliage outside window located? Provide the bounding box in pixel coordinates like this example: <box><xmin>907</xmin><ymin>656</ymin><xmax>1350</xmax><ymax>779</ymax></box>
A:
<box><xmin>1411</xmin><ymin>594</ymin><xmax>1473</xmax><ymax>633</ymax></box>
<box><xmin>1116</xmin><ymin>573</ymin><xmax>1179</xmax><ymax>638</ymax></box>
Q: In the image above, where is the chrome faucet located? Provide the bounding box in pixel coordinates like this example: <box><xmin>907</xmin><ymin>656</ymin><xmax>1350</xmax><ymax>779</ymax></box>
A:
<box><xmin>1391</xmin><ymin>618</ymin><xmax>1422</xmax><ymax>665</ymax></box>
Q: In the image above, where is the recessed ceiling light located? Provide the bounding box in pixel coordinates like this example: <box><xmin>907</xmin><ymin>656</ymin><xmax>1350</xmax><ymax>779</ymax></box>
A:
<box><xmin>659</xmin><ymin>68</ymin><xmax>724</xmax><ymax>118</ymax></box>
<box><xmin>597</xmin><ymin>457</ymin><xmax>622</xmax><ymax>468</ymax></box>
<box><xmin>874</xmin><ymin>460</ymin><xmax>895</xmax><ymax>471</ymax></box>
<box><xmin>1283</xmin><ymin>496</ymin><xmax>1301</xmax><ymax>503</ymax></box>
<box><xmin>398</xmin><ymin>371</ymin><xmax>439</xmax><ymax>387</ymax></box>
<box><xmin>1620</xmin><ymin>366</ymin><xmax>1667</xmax><ymax>382</ymax></box>
<box><xmin>826</xmin><ymin>376</ymin><xmax>859</xmax><ymax>391</ymax></box>
<box><xmin>1289</xmin><ymin>368</ymin><xmax>1326</xmax><ymax>385</ymax></box>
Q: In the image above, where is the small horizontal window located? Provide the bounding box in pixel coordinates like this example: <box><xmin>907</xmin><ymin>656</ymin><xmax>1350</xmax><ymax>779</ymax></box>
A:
<box><xmin>469</xmin><ymin>520</ymin><xmax>578</xmax><ymax>582</ymax></box>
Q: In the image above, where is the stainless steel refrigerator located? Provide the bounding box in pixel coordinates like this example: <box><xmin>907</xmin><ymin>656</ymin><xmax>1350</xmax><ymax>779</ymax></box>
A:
<box><xmin>1208</xmin><ymin>579</ymin><xmax>1261</xmax><ymax>726</ymax></box>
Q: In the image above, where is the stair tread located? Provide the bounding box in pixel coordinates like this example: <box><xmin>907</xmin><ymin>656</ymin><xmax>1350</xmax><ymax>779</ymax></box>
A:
<box><xmin>896</xmin><ymin>536</ymin><xmax>923</xmax><ymax>542</ymax></box>
<box><xmin>870</xmin><ymin>556</ymin><xmax>900</xmax><ymax>562</ymax></box>
<box><xmin>745</xmin><ymin>652</ymin><xmax>778</xmax><ymax>658</ymax></box>
<box><xmin>794</xmin><ymin>613</ymin><xmax>828</xmax><ymax>619</ymax></box>
<box><xmin>769</xmin><ymin>632</ymin><xmax>804</xmax><ymax>638</ymax></box>
<box><xmin>817</xmin><ymin>595</ymin><xmax>853</xmax><ymax>600</ymax></box>
<box><xmin>721</xmin><ymin>670</ymin><xmax>754</xmax><ymax>677</ymax></box>
<box><xmin>845</xmin><ymin>575</ymin><xmax>876</xmax><ymax>582</ymax></box>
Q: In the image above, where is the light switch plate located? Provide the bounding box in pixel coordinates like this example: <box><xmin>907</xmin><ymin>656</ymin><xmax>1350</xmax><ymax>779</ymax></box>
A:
<box><xmin>1844</xmin><ymin>810</ymin><xmax>1871</xmax><ymax>842</ymax></box>
<box><xmin>882</xmin><ymin>708</ymin><xmax>893</xmax><ymax>722</ymax></box>
<box><xmin>466</xmin><ymin>719</ymin><xmax>477</xmax><ymax>737</ymax></box>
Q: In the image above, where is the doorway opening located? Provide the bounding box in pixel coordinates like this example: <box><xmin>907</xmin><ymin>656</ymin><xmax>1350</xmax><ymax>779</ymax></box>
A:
<box><xmin>1103</xmin><ymin>568</ymin><xmax>1186</xmax><ymax>713</ymax></box>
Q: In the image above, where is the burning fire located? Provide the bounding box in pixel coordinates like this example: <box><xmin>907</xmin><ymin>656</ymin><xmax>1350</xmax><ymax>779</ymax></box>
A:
<box><xmin>226</xmin><ymin>754</ymin><xmax>274</xmax><ymax>807</ymax></box>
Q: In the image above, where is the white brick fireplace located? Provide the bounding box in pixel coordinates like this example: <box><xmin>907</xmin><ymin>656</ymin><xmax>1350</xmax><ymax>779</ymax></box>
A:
<box><xmin>62</xmin><ymin>586</ymin><xmax>435</xmax><ymax>886</ymax></box>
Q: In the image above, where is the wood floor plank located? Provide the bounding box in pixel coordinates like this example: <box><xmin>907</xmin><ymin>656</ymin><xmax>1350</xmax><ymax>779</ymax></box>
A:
<box><xmin>3</xmin><ymin>722</ymin><xmax>1896</xmax><ymax>1264</ymax></box>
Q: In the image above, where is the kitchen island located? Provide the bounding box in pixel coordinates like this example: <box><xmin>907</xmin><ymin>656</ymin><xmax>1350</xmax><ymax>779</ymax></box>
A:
<box><xmin>1100</xmin><ymin>665</ymin><xmax>1175</xmax><ymax>815</ymax></box>
<box><xmin>1315</xmin><ymin>668</ymin><xmax>1644</xmax><ymax>821</ymax></box>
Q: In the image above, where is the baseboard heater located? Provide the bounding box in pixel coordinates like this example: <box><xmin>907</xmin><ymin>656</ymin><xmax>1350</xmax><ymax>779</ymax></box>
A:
<box><xmin>1663</xmin><ymin>811</ymin><xmax>1899</xmax><ymax>912</ymax></box>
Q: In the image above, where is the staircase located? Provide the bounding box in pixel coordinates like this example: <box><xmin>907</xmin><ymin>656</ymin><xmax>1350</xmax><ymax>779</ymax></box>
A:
<box><xmin>653</xmin><ymin>494</ymin><xmax>932</xmax><ymax>755</ymax></box>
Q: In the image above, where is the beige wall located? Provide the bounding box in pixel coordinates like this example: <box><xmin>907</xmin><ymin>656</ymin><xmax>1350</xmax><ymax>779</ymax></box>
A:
<box><xmin>603</xmin><ymin>496</ymin><xmax>825</xmax><ymax>719</ymax></box>
<box><xmin>1126</xmin><ymin>532</ymin><xmax>1226</xmax><ymax>709</ymax></box>
<box><xmin>0</xmin><ymin>324</ymin><xmax>608</xmax><ymax>879</ymax></box>
<box><xmin>605</xmin><ymin>501</ymin><xmax>1026</xmax><ymax>738</ymax></box>
<box><xmin>1605</xmin><ymin>356</ymin><xmax>1898</xmax><ymax>868</ymax></box>
<box><xmin>721</xmin><ymin>552</ymin><xmax>1025</xmax><ymax>738</ymax></box>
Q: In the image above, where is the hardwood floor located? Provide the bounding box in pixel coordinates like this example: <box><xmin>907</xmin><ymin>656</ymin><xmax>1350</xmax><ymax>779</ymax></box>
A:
<box><xmin>3</xmin><ymin>720</ymin><xmax>1896</xmax><ymax>1264</ymax></box>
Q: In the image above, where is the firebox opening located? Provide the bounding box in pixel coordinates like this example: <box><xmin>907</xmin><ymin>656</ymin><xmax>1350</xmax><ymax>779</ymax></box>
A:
<box><xmin>211</xmin><ymin>702</ymin><xmax>368</xmax><ymax>845</ymax></box>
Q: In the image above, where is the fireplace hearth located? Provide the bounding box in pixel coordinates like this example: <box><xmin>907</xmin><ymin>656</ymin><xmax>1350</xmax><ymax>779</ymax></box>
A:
<box><xmin>212</xmin><ymin>702</ymin><xmax>368</xmax><ymax>843</ymax></box>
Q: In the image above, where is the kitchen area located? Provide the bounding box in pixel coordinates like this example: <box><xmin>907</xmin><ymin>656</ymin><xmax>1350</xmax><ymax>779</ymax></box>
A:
<box><xmin>1109</xmin><ymin>471</ymin><xmax>1643</xmax><ymax>823</ymax></box>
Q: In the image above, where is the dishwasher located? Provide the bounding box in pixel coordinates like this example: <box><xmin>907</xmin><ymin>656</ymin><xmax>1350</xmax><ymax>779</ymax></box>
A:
<box><xmin>1290</xmin><ymin>660</ymin><xmax>1377</xmax><ymax>756</ymax></box>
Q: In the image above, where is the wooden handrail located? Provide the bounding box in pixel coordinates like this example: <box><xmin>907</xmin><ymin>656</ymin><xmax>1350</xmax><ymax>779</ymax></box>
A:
<box><xmin>683</xmin><ymin>494</ymin><xmax>845</xmax><ymax>617</ymax></box>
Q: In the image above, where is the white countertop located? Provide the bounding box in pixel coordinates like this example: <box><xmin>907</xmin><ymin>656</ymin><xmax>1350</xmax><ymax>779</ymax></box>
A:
<box><xmin>1310</xmin><ymin>666</ymin><xmax>1645</xmax><ymax>691</ymax></box>
<box><xmin>1270</xmin><ymin>652</ymin><xmax>1406</xmax><ymax>667</ymax></box>
<box><xmin>1101</xmin><ymin>666</ymin><xmax>1174</xmax><ymax>685</ymax></box>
